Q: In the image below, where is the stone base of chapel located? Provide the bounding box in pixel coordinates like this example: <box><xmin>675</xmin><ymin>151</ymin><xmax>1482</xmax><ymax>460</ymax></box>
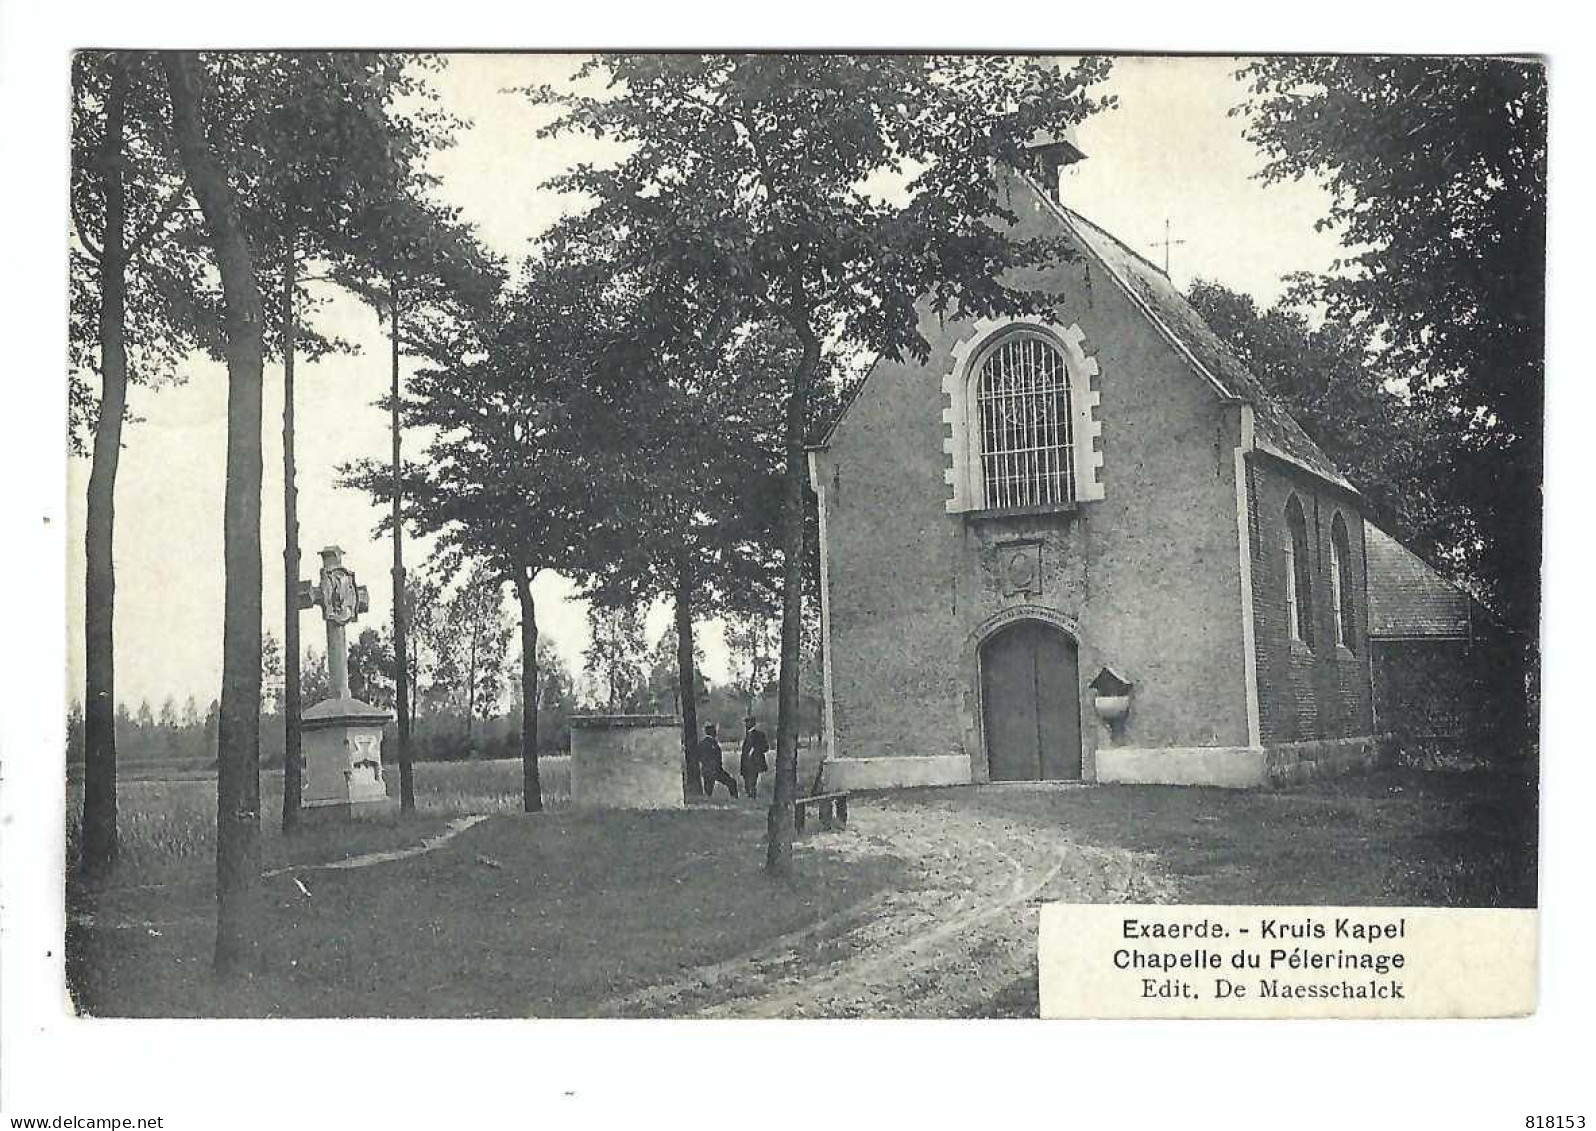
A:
<box><xmin>1096</xmin><ymin>736</ymin><xmax>1380</xmax><ymax>789</ymax></box>
<box><xmin>822</xmin><ymin>754</ymin><xmax>973</xmax><ymax>791</ymax></box>
<box><xmin>821</xmin><ymin>737</ymin><xmax>1381</xmax><ymax>792</ymax></box>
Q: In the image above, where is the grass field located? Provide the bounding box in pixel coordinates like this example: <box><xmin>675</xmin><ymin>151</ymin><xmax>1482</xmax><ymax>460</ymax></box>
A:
<box><xmin>65</xmin><ymin>756</ymin><xmax>1535</xmax><ymax>1018</ymax></box>
<box><xmin>948</xmin><ymin>764</ymin><xmax>1538</xmax><ymax>909</ymax></box>
<box><xmin>67</xmin><ymin>802</ymin><xmax>902</xmax><ymax>1018</ymax></box>
<box><xmin>64</xmin><ymin>758</ymin><xmax>571</xmax><ymax>889</ymax></box>
<box><xmin>66</xmin><ymin>748</ymin><xmax>823</xmax><ymax>888</ymax></box>
<box><xmin>962</xmin><ymin>764</ymin><xmax>1538</xmax><ymax>1017</ymax></box>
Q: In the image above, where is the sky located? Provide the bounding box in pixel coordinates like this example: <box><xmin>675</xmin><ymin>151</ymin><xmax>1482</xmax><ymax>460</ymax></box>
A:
<box><xmin>63</xmin><ymin>53</ymin><xmax>1345</xmax><ymax>714</ymax></box>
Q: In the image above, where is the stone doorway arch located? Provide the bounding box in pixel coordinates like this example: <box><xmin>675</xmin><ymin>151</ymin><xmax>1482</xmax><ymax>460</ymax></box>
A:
<box><xmin>977</xmin><ymin>615</ymin><xmax>1082</xmax><ymax>781</ymax></box>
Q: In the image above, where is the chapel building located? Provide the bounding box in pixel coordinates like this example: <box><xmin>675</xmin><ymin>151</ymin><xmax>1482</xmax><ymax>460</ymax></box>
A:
<box><xmin>808</xmin><ymin>138</ymin><xmax>1379</xmax><ymax>790</ymax></box>
<box><xmin>1365</xmin><ymin>524</ymin><xmax>1516</xmax><ymax>763</ymax></box>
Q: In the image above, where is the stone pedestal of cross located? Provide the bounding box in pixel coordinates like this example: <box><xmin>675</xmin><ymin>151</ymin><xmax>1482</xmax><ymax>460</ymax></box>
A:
<box><xmin>295</xmin><ymin>546</ymin><xmax>394</xmax><ymax>817</ymax></box>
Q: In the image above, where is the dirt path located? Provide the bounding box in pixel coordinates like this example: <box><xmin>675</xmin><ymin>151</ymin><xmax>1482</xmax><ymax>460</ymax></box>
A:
<box><xmin>595</xmin><ymin>790</ymin><xmax>1178</xmax><ymax>1019</ymax></box>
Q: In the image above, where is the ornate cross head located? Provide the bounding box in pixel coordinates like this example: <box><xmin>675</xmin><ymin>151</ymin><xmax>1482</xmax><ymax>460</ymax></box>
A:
<box><xmin>297</xmin><ymin>546</ymin><xmax>370</xmax><ymax>627</ymax></box>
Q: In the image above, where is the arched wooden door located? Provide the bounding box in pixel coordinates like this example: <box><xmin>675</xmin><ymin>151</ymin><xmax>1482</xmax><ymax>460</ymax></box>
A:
<box><xmin>980</xmin><ymin>620</ymin><xmax>1081</xmax><ymax>781</ymax></box>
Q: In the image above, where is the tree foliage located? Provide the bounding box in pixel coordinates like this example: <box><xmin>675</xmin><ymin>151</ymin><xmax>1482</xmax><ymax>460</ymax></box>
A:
<box><xmin>1186</xmin><ymin>279</ymin><xmax>1466</xmax><ymax>570</ymax></box>
<box><xmin>583</xmin><ymin>605</ymin><xmax>651</xmax><ymax>712</ymax></box>
<box><xmin>73</xmin><ymin>50</ymin><xmax>218</xmax><ymax>878</ymax></box>
<box><xmin>70</xmin><ymin>52</ymin><xmax>213</xmax><ymax>449</ymax></box>
<box><xmin>1235</xmin><ymin>56</ymin><xmax>1545</xmax><ymax>643</ymax></box>
<box><xmin>345</xmin><ymin>256</ymin><xmax>610</xmax><ymax>809</ymax></box>
<box><xmin>70</xmin><ymin>49</ymin><xmax>474</xmax><ymax>870</ymax></box>
<box><xmin>439</xmin><ymin>565</ymin><xmax>513</xmax><ymax>745</ymax></box>
<box><xmin>532</xmin><ymin>53</ymin><xmax>1116</xmax><ymax>872</ymax></box>
<box><xmin>348</xmin><ymin>627</ymin><xmax>397</xmax><ymax>710</ymax></box>
<box><xmin>723</xmin><ymin>607</ymin><xmax>779</xmax><ymax>714</ymax></box>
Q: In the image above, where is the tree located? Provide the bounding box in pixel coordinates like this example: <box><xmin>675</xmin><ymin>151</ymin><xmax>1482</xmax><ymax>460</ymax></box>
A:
<box><xmin>163</xmin><ymin>50</ymin><xmax>269</xmax><ymax>974</ymax></box>
<box><xmin>1186</xmin><ymin>279</ymin><xmax>1463</xmax><ymax>561</ymax></box>
<box><xmin>1235</xmin><ymin>56</ymin><xmax>1545</xmax><ymax>736</ymax></box>
<box><xmin>196</xmin><ymin>53</ymin><xmax>464</xmax><ymax>831</ymax></box>
<box><xmin>402</xmin><ymin>564</ymin><xmax>448</xmax><ymax>721</ymax></box>
<box><xmin>345</xmin><ymin>259</ymin><xmax>608</xmax><ymax>812</ymax></box>
<box><xmin>338</xmin><ymin>188</ymin><xmax>504</xmax><ymax>811</ymax></box>
<box><xmin>530</xmin><ymin>638</ymin><xmax>577</xmax><ymax>755</ymax></box>
<box><xmin>644</xmin><ymin>627</ymin><xmax>708</xmax><ymax>716</ymax></box>
<box><xmin>238</xmin><ymin>55</ymin><xmax>384</xmax><ymax>832</ymax></box>
<box><xmin>535</xmin><ymin>54</ymin><xmax>1114</xmax><ymax>873</ymax></box>
<box><xmin>583</xmin><ymin>605</ymin><xmax>650</xmax><ymax>712</ymax></box>
<box><xmin>202</xmin><ymin>698</ymin><xmax>220</xmax><ymax>763</ymax></box>
<box><xmin>441</xmin><ymin>565</ymin><xmax>512</xmax><ymax>752</ymax></box>
<box><xmin>72</xmin><ymin>51</ymin><xmax>212</xmax><ymax>879</ymax></box>
<box><xmin>536</xmin><ymin>638</ymin><xmax>576</xmax><ymax>714</ymax></box>
<box><xmin>260</xmin><ymin>629</ymin><xmax>284</xmax><ymax>713</ymax></box>
<box><xmin>181</xmin><ymin>695</ymin><xmax>202</xmax><ymax>759</ymax></box>
<box><xmin>302</xmin><ymin>645</ymin><xmax>331</xmax><ymax>707</ymax></box>
<box><xmin>724</xmin><ymin>608</ymin><xmax>779</xmax><ymax>716</ymax></box>
<box><xmin>348</xmin><ymin>627</ymin><xmax>396</xmax><ymax>710</ymax></box>
<box><xmin>568</xmin><ymin>313</ymin><xmax>795</xmax><ymax>784</ymax></box>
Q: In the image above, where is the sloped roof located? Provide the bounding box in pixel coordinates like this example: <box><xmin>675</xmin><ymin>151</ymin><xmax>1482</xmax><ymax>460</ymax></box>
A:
<box><xmin>1049</xmin><ymin>199</ymin><xmax>1354</xmax><ymax>491</ymax></box>
<box><xmin>1364</xmin><ymin>524</ymin><xmax>1473</xmax><ymax>638</ymax></box>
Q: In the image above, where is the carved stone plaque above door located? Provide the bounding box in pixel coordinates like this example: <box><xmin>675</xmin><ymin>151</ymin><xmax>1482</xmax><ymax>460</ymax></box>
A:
<box><xmin>997</xmin><ymin>540</ymin><xmax>1042</xmax><ymax>597</ymax></box>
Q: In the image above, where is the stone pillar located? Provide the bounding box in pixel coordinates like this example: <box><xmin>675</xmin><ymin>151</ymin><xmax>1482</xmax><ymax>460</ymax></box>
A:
<box><xmin>569</xmin><ymin>714</ymin><xmax>684</xmax><ymax>810</ymax></box>
<box><xmin>301</xmin><ymin>697</ymin><xmax>394</xmax><ymax>815</ymax></box>
<box><xmin>297</xmin><ymin>546</ymin><xmax>389</xmax><ymax>818</ymax></box>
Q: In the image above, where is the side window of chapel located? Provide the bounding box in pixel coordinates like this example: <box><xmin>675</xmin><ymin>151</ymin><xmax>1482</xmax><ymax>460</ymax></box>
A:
<box><xmin>1284</xmin><ymin>495</ymin><xmax>1314</xmax><ymax>648</ymax></box>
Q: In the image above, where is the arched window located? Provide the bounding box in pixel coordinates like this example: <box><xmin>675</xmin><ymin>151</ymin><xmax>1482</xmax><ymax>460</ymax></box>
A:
<box><xmin>976</xmin><ymin>333</ymin><xmax>1075</xmax><ymax>508</ymax></box>
<box><xmin>1284</xmin><ymin>496</ymin><xmax>1314</xmax><ymax>647</ymax></box>
<box><xmin>1330</xmin><ymin>513</ymin><xmax>1355</xmax><ymax>650</ymax></box>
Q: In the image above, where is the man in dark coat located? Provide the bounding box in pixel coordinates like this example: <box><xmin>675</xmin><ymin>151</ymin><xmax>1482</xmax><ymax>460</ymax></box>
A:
<box><xmin>740</xmin><ymin>715</ymin><xmax>770</xmax><ymax>799</ymax></box>
<box><xmin>695</xmin><ymin>722</ymin><xmax>739</xmax><ymax>799</ymax></box>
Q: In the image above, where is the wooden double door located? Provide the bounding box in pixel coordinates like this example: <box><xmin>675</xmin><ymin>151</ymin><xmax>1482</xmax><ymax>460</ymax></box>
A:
<box><xmin>980</xmin><ymin>620</ymin><xmax>1082</xmax><ymax>781</ymax></box>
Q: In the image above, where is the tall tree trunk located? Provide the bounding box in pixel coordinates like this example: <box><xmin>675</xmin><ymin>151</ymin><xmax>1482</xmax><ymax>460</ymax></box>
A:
<box><xmin>466</xmin><ymin>634</ymin><xmax>477</xmax><ymax>750</ymax></box>
<box><xmin>747</xmin><ymin>623</ymin><xmax>768</xmax><ymax>718</ymax></box>
<box><xmin>165</xmin><ymin>51</ymin><xmax>266</xmax><ymax>974</ymax></box>
<box><xmin>80</xmin><ymin>53</ymin><xmax>130</xmax><ymax>881</ymax></box>
<box><xmin>765</xmin><ymin>324</ymin><xmax>820</xmax><ymax>877</ymax></box>
<box><xmin>410</xmin><ymin>646</ymin><xmax>421</xmax><ymax>724</ymax></box>
<box><xmin>674</xmin><ymin>548</ymin><xmax>700</xmax><ymax>795</ymax></box>
<box><xmin>390</xmin><ymin>289</ymin><xmax>414</xmax><ymax>810</ymax></box>
<box><xmin>513</xmin><ymin>564</ymin><xmax>543</xmax><ymax>812</ymax></box>
<box><xmin>281</xmin><ymin>233</ymin><xmax>303</xmax><ymax>833</ymax></box>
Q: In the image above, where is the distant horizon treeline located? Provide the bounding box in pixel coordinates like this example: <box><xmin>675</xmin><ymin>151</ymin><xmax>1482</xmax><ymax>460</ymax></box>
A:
<box><xmin>66</xmin><ymin>617</ymin><xmax>821</xmax><ymax>769</ymax></box>
<box><xmin>65</xmin><ymin>685</ymin><xmax>819</xmax><ymax>770</ymax></box>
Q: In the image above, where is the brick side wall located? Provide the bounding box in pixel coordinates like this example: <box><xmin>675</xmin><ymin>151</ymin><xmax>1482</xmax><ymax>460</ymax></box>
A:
<box><xmin>814</xmin><ymin>173</ymin><xmax>1252</xmax><ymax>776</ymax></box>
<box><xmin>1247</xmin><ymin>455</ymin><xmax>1375</xmax><ymax>744</ymax></box>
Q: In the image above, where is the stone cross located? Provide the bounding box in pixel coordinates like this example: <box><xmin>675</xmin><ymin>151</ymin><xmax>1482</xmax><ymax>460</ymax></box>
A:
<box><xmin>297</xmin><ymin>545</ymin><xmax>370</xmax><ymax>701</ymax></box>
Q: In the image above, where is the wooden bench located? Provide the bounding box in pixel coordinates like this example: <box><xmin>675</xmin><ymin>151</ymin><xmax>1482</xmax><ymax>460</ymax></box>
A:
<box><xmin>794</xmin><ymin>791</ymin><xmax>850</xmax><ymax>833</ymax></box>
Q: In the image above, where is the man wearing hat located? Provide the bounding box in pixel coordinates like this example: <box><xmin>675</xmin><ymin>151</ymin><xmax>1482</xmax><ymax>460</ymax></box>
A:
<box><xmin>695</xmin><ymin>722</ymin><xmax>739</xmax><ymax>799</ymax></box>
<box><xmin>740</xmin><ymin>715</ymin><xmax>770</xmax><ymax>800</ymax></box>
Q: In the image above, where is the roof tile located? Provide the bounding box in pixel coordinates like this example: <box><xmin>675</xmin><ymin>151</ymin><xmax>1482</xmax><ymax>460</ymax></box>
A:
<box><xmin>1364</xmin><ymin>524</ymin><xmax>1473</xmax><ymax>637</ymax></box>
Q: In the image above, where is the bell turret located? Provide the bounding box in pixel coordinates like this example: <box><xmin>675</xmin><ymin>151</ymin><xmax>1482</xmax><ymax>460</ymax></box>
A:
<box><xmin>1022</xmin><ymin>128</ymin><xmax>1086</xmax><ymax>203</ymax></box>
